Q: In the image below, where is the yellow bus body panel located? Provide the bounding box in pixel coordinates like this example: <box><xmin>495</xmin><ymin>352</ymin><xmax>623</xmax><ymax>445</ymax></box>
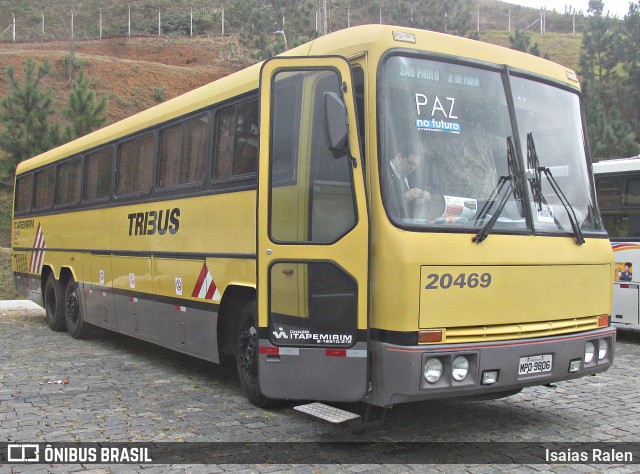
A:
<box><xmin>371</xmin><ymin>231</ymin><xmax>613</xmax><ymax>334</ymax></box>
<box><xmin>419</xmin><ymin>264</ymin><xmax>610</xmax><ymax>327</ymax></box>
<box><xmin>12</xmin><ymin>191</ymin><xmax>257</xmax><ymax>301</ymax></box>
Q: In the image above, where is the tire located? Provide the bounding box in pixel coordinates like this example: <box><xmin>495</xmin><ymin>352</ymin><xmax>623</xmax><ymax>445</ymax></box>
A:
<box><xmin>235</xmin><ymin>301</ymin><xmax>276</xmax><ymax>407</ymax></box>
<box><xmin>64</xmin><ymin>277</ymin><xmax>90</xmax><ymax>339</ymax></box>
<box><xmin>44</xmin><ymin>273</ymin><xmax>66</xmax><ymax>332</ymax></box>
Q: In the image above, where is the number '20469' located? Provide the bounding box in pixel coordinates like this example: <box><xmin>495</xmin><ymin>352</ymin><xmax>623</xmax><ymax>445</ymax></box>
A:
<box><xmin>425</xmin><ymin>272</ymin><xmax>492</xmax><ymax>290</ymax></box>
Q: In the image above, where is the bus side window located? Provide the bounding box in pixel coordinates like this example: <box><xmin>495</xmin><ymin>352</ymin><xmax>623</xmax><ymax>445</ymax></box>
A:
<box><xmin>213</xmin><ymin>98</ymin><xmax>259</xmax><ymax>181</ymax></box>
<box><xmin>233</xmin><ymin>101</ymin><xmax>259</xmax><ymax>176</ymax></box>
<box><xmin>84</xmin><ymin>147</ymin><xmax>114</xmax><ymax>202</ymax></box>
<box><xmin>14</xmin><ymin>174</ymin><xmax>34</xmax><ymax>214</ymax></box>
<box><xmin>56</xmin><ymin>157</ymin><xmax>83</xmax><ymax>207</ymax></box>
<box><xmin>159</xmin><ymin>114</ymin><xmax>208</xmax><ymax>189</ymax></box>
<box><xmin>117</xmin><ymin>134</ymin><xmax>154</xmax><ymax>196</ymax></box>
<box><xmin>214</xmin><ymin>108</ymin><xmax>236</xmax><ymax>180</ymax></box>
<box><xmin>625</xmin><ymin>176</ymin><xmax>640</xmax><ymax>206</ymax></box>
<box><xmin>596</xmin><ymin>177</ymin><xmax>624</xmax><ymax>207</ymax></box>
<box><xmin>33</xmin><ymin>167</ymin><xmax>55</xmax><ymax>210</ymax></box>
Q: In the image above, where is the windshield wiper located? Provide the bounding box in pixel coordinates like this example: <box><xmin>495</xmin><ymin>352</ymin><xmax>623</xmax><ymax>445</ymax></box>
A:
<box><xmin>526</xmin><ymin>132</ymin><xmax>585</xmax><ymax>245</ymax></box>
<box><xmin>473</xmin><ymin>136</ymin><xmax>523</xmax><ymax>243</ymax></box>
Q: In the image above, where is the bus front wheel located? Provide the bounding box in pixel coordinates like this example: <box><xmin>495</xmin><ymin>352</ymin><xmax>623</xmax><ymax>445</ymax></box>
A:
<box><xmin>65</xmin><ymin>277</ymin><xmax>90</xmax><ymax>339</ymax></box>
<box><xmin>44</xmin><ymin>273</ymin><xmax>66</xmax><ymax>332</ymax></box>
<box><xmin>235</xmin><ymin>302</ymin><xmax>275</xmax><ymax>407</ymax></box>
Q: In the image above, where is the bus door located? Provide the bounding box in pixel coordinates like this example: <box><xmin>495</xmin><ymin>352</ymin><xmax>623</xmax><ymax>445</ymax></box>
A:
<box><xmin>257</xmin><ymin>57</ymin><xmax>370</xmax><ymax>401</ymax></box>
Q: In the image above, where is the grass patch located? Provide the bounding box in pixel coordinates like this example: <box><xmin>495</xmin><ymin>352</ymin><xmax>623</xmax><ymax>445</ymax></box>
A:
<box><xmin>0</xmin><ymin>249</ymin><xmax>20</xmax><ymax>301</ymax></box>
<box><xmin>478</xmin><ymin>30</ymin><xmax>582</xmax><ymax>72</ymax></box>
<box><xmin>0</xmin><ymin>190</ymin><xmax>12</xmax><ymax>248</ymax></box>
<box><xmin>0</xmin><ymin>191</ymin><xmax>19</xmax><ymax>300</ymax></box>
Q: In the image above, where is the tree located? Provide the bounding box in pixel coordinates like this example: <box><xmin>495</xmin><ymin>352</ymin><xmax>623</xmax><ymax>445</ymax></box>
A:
<box><xmin>579</xmin><ymin>0</ymin><xmax>639</xmax><ymax>158</ymax></box>
<box><xmin>579</xmin><ymin>0</ymin><xmax>619</xmax><ymax>93</ymax></box>
<box><xmin>226</xmin><ymin>0</ymin><xmax>278</xmax><ymax>58</ymax></box>
<box><xmin>62</xmin><ymin>69</ymin><xmax>108</xmax><ymax>141</ymax></box>
<box><xmin>509</xmin><ymin>29</ymin><xmax>542</xmax><ymax>56</ymax></box>
<box><xmin>620</xmin><ymin>1</ymin><xmax>640</xmax><ymax>145</ymax></box>
<box><xmin>389</xmin><ymin>0</ymin><xmax>471</xmax><ymax>35</ymax></box>
<box><xmin>585</xmin><ymin>82</ymin><xmax>639</xmax><ymax>158</ymax></box>
<box><xmin>0</xmin><ymin>58</ymin><xmax>60</xmax><ymax>185</ymax></box>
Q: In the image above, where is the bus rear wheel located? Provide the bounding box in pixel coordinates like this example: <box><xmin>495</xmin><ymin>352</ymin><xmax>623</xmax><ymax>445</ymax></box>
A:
<box><xmin>235</xmin><ymin>302</ymin><xmax>276</xmax><ymax>407</ymax></box>
<box><xmin>65</xmin><ymin>277</ymin><xmax>90</xmax><ymax>339</ymax></box>
<box><xmin>44</xmin><ymin>273</ymin><xmax>66</xmax><ymax>332</ymax></box>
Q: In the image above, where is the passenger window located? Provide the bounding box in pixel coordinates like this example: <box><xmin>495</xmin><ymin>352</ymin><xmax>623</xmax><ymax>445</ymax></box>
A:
<box><xmin>56</xmin><ymin>158</ymin><xmax>83</xmax><ymax>206</ymax></box>
<box><xmin>14</xmin><ymin>174</ymin><xmax>33</xmax><ymax>213</ymax></box>
<box><xmin>117</xmin><ymin>134</ymin><xmax>154</xmax><ymax>196</ymax></box>
<box><xmin>33</xmin><ymin>167</ymin><xmax>56</xmax><ymax>209</ymax></box>
<box><xmin>596</xmin><ymin>178</ymin><xmax>624</xmax><ymax>207</ymax></box>
<box><xmin>625</xmin><ymin>177</ymin><xmax>640</xmax><ymax>206</ymax></box>
<box><xmin>85</xmin><ymin>147</ymin><xmax>113</xmax><ymax>201</ymax></box>
<box><xmin>214</xmin><ymin>108</ymin><xmax>235</xmax><ymax>180</ymax></box>
<box><xmin>159</xmin><ymin>115</ymin><xmax>209</xmax><ymax>189</ymax></box>
<box><xmin>213</xmin><ymin>99</ymin><xmax>259</xmax><ymax>181</ymax></box>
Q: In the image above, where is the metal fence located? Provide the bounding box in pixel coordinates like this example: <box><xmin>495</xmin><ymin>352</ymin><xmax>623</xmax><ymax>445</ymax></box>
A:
<box><xmin>0</xmin><ymin>3</ymin><xmax>590</xmax><ymax>44</ymax></box>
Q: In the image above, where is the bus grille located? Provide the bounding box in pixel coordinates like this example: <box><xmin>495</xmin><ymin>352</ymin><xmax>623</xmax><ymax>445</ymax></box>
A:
<box><xmin>442</xmin><ymin>315</ymin><xmax>600</xmax><ymax>343</ymax></box>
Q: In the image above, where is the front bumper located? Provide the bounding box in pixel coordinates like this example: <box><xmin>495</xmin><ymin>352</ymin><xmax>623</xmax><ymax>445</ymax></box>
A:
<box><xmin>368</xmin><ymin>327</ymin><xmax>616</xmax><ymax>407</ymax></box>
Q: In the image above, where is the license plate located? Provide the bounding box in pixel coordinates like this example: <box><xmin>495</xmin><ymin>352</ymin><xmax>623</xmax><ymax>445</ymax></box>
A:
<box><xmin>518</xmin><ymin>354</ymin><xmax>553</xmax><ymax>375</ymax></box>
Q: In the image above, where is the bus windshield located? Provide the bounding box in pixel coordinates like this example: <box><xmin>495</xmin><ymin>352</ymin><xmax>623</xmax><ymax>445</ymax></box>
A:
<box><xmin>379</xmin><ymin>55</ymin><xmax>604</xmax><ymax>236</ymax></box>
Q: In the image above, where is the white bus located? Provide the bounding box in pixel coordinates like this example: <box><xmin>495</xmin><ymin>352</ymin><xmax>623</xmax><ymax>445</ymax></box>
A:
<box><xmin>594</xmin><ymin>156</ymin><xmax>640</xmax><ymax>326</ymax></box>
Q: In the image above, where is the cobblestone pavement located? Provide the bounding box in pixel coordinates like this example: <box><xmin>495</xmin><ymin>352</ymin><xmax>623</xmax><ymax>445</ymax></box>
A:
<box><xmin>1</xmin><ymin>303</ymin><xmax>639</xmax><ymax>473</ymax></box>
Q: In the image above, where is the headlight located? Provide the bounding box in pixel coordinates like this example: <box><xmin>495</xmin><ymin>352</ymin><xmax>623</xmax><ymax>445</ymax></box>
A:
<box><xmin>424</xmin><ymin>358</ymin><xmax>443</xmax><ymax>383</ymax></box>
<box><xmin>452</xmin><ymin>356</ymin><xmax>469</xmax><ymax>381</ymax></box>
<box><xmin>584</xmin><ymin>341</ymin><xmax>595</xmax><ymax>364</ymax></box>
<box><xmin>598</xmin><ymin>339</ymin><xmax>609</xmax><ymax>361</ymax></box>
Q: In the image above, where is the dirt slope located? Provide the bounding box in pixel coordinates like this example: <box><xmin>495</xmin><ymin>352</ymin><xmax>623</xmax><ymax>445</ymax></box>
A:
<box><xmin>0</xmin><ymin>35</ymin><xmax>253</xmax><ymax>125</ymax></box>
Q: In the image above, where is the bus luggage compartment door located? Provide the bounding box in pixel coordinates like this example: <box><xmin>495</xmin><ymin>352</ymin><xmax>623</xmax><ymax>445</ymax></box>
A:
<box><xmin>612</xmin><ymin>282</ymin><xmax>640</xmax><ymax>325</ymax></box>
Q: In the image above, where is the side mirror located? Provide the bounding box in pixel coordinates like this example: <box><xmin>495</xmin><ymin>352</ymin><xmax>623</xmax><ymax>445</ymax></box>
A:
<box><xmin>324</xmin><ymin>91</ymin><xmax>349</xmax><ymax>159</ymax></box>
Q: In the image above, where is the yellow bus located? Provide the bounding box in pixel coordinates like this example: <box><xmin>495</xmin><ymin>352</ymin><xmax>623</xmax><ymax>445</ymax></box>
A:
<box><xmin>12</xmin><ymin>25</ymin><xmax>615</xmax><ymax>414</ymax></box>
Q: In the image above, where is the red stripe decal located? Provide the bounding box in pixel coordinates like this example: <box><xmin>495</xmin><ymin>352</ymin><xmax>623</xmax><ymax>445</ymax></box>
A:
<box><xmin>192</xmin><ymin>264</ymin><xmax>208</xmax><ymax>297</ymax></box>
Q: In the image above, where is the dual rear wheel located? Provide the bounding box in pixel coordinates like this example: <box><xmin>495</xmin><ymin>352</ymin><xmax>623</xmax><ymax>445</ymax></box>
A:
<box><xmin>44</xmin><ymin>273</ymin><xmax>89</xmax><ymax>339</ymax></box>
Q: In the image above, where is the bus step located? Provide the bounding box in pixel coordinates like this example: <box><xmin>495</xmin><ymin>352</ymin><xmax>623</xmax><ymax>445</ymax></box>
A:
<box><xmin>294</xmin><ymin>402</ymin><xmax>361</xmax><ymax>424</ymax></box>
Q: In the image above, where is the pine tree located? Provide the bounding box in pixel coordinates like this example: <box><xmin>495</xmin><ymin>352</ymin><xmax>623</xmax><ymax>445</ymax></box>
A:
<box><xmin>586</xmin><ymin>82</ymin><xmax>639</xmax><ymax>158</ymax></box>
<box><xmin>62</xmin><ymin>69</ymin><xmax>108</xmax><ymax>141</ymax></box>
<box><xmin>579</xmin><ymin>0</ymin><xmax>619</xmax><ymax>92</ymax></box>
<box><xmin>0</xmin><ymin>58</ymin><xmax>60</xmax><ymax>184</ymax></box>
<box><xmin>579</xmin><ymin>0</ymin><xmax>639</xmax><ymax>159</ymax></box>
<box><xmin>620</xmin><ymin>2</ymin><xmax>640</xmax><ymax>148</ymax></box>
<box><xmin>389</xmin><ymin>0</ymin><xmax>471</xmax><ymax>35</ymax></box>
<box><xmin>509</xmin><ymin>29</ymin><xmax>542</xmax><ymax>56</ymax></box>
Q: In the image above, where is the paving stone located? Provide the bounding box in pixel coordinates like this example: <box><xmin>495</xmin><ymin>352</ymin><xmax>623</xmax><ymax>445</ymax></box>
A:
<box><xmin>1</xmin><ymin>309</ymin><xmax>639</xmax><ymax>473</ymax></box>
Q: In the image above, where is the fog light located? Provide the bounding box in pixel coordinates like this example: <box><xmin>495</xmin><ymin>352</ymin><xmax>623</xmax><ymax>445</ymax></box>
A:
<box><xmin>569</xmin><ymin>359</ymin><xmax>581</xmax><ymax>373</ymax></box>
<box><xmin>598</xmin><ymin>339</ymin><xmax>609</xmax><ymax>361</ymax></box>
<box><xmin>584</xmin><ymin>341</ymin><xmax>595</xmax><ymax>364</ymax></box>
<box><xmin>423</xmin><ymin>358</ymin><xmax>443</xmax><ymax>383</ymax></box>
<box><xmin>482</xmin><ymin>370</ymin><xmax>498</xmax><ymax>385</ymax></box>
<box><xmin>452</xmin><ymin>356</ymin><xmax>469</xmax><ymax>381</ymax></box>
